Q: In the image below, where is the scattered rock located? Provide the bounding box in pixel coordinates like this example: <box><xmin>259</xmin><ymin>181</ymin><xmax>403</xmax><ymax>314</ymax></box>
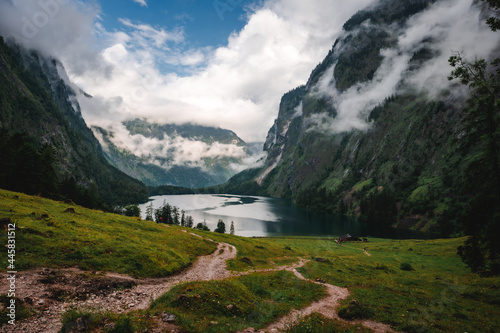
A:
<box><xmin>349</xmin><ymin>299</ymin><xmax>359</xmax><ymax>306</ymax></box>
<box><xmin>226</xmin><ymin>304</ymin><xmax>234</xmax><ymax>311</ymax></box>
<box><xmin>63</xmin><ymin>207</ymin><xmax>76</xmax><ymax>213</ymax></box>
<box><xmin>315</xmin><ymin>257</ymin><xmax>327</xmax><ymax>262</ymax></box>
<box><xmin>162</xmin><ymin>312</ymin><xmax>176</xmax><ymax>322</ymax></box>
<box><xmin>210</xmin><ymin>321</ymin><xmax>218</xmax><ymax>325</ymax></box>
<box><xmin>243</xmin><ymin>328</ymin><xmax>256</xmax><ymax>333</ymax></box>
<box><xmin>315</xmin><ymin>277</ymin><xmax>326</xmax><ymax>283</ymax></box>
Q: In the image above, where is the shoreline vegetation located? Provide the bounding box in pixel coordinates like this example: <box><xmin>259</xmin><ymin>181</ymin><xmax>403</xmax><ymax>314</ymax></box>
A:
<box><xmin>1</xmin><ymin>188</ymin><xmax>499</xmax><ymax>332</ymax></box>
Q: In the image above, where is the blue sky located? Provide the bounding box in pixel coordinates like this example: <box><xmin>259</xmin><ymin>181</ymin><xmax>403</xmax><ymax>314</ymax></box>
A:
<box><xmin>99</xmin><ymin>0</ymin><xmax>253</xmax><ymax>70</ymax></box>
<box><xmin>0</xmin><ymin>0</ymin><xmax>496</xmax><ymax>167</ymax></box>
<box><xmin>0</xmin><ymin>0</ymin><xmax>379</xmax><ymax>140</ymax></box>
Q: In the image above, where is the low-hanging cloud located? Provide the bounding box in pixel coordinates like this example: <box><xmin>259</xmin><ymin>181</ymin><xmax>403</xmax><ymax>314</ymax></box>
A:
<box><xmin>0</xmin><ymin>0</ymin><xmax>376</xmax><ymax>143</ymax></box>
<box><xmin>94</xmin><ymin>122</ymin><xmax>249</xmax><ymax>172</ymax></box>
<box><xmin>307</xmin><ymin>0</ymin><xmax>499</xmax><ymax>135</ymax></box>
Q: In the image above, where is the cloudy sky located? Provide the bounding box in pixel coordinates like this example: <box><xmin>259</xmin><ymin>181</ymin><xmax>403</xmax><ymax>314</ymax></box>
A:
<box><xmin>0</xmin><ymin>0</ymin><xmax>375</xmax><ymax>142</ymax></box>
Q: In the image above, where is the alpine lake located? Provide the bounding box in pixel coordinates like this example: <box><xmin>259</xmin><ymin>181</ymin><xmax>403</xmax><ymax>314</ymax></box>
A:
<box><xmin>139</xmin><ymin>194</ymin><xmax>432</xmax><ymax>239</ymax></box>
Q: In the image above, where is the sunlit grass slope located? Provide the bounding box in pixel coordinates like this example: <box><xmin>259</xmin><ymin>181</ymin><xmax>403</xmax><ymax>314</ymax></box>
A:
<box><xmin>0</xmin><ymin>189</ymin><xmax>216</xmax><ymax>277</ymax></box>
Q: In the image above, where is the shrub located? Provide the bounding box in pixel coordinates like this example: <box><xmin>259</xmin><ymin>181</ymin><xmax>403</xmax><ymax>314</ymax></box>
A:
<box><xmin>400</xmin><ymin>262</ymin><xmax>414</xmax><ymax>271</ymax></box>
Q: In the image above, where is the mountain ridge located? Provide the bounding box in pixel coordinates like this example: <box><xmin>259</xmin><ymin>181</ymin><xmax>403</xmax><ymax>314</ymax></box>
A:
<box><xmin>0</xmin><ymin>36</ymin><xmax>148</xmax><ymax>207</ymax></box>
<box><xmin>92</xmin><ymin>118</ymin><xmax>260</xmax><ymax>188</ymax></box>
<box><xmin>214</xmin><ymin>0</ymin><xmax>499</xmax><ymax>236</ymax></box>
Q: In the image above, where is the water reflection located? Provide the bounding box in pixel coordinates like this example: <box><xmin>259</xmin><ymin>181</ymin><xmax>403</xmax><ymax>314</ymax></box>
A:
<box><xmin>139</xmin><ymin>194</ymin><xmax>432</xmax><ymax>239</ymax></box>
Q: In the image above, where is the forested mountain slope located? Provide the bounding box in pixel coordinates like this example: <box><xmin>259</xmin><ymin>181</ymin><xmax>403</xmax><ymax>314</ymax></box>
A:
<box><xmin>0</xmin><ymin>37</ymin><xmax>148</xmax><ymax>208</ymax></box>
<box><xmin>218</xmin><ymin>0</ymin><xmax>500</xmax><ymax>238</ymax></box>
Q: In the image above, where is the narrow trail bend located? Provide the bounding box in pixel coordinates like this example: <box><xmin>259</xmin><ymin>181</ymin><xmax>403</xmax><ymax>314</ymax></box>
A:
<box><xmin>1</xmin><ymin>234</ymin><xmax>395</xmax><ymax>333</ymax></box>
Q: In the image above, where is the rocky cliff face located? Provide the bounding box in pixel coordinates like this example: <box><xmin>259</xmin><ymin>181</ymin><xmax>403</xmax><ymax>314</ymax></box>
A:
<box><xmin>250</xmin><ymin>0</ymin><xmax>498</xmax><ymax>233</ymax></box>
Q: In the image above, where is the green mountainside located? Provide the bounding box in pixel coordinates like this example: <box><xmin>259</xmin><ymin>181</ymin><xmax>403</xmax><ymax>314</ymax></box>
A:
<box><xmin>215</xmin><ymin>0</ymin><xmax>499</xmax><ymax>239</ymax></box>
<box><xmin>0</xmin><ymin>37</ymin><xmax>148</xmax><ymax>208</ymax></box>
<box><xmin>93</xmin><ymin>119</ymin><xmax>254</xmax><ymax>188</ymax></box>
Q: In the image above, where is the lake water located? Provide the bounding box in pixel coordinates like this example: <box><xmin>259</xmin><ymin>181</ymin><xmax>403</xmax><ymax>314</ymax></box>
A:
<box><xmin>139</xmin><ymin>194</ymin><xmax>430</xmax><ymax>239</ymax></box>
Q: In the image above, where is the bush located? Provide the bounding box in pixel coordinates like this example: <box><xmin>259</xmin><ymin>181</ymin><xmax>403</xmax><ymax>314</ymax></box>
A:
<box><xmin>400</xmin><ymin>262</ymin><xmax>414</xmax><ymax>271</ymax></box>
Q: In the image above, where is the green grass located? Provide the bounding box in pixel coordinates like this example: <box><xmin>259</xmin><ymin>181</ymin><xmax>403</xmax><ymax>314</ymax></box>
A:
<box><xmin>0</xmin><ymin>189</ymin><xmax>217</xmax><ymax>277</ymax></box>
<box><xmin>148</xmin><ymin>270</ymin><xmax>326</xmax><ymax>333</ymax></box>
<box><xmin>1</xmin><ymin>189</ymin><xmax>500</xmax><ymax>332</ymax></box>
<box><xmin>284</xmin><ymin>313</ymin><xmax>371</xmax><ymax>333</ymax></box>
<box><xmin>184</xmin><ymin>230</ymin><xmax>301</xmax><ymax>271</ymax></box>
<box><xmin>263</xmin><ymin>237</ymin><xmax>500</xmax><ymax>332</ymax></box>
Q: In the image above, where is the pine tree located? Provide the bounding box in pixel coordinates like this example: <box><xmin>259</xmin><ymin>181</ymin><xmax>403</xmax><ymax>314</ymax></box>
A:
<box><xmin>145</xmin><ymin>202</ymin><xmax>154</xmax><ymax>221</ymax></box>
<box><xmin>215</xmin><ymin>219</ymin><xmax>226</xmax><ymax>233</ymax></box>
<box><xmin>172</xmin><ymin>206</ymin><xmax>180</xmax><ymax>225</ymax></box>
<box><xmin>186</xmin><ymin>215</ymin><xmax>194</xmax><ymax>228</ymax></box>
<box><xmin>448</xmin><ymin>0</ymin><xmax>500</xmax><ymax>274</ymax></box>
<box><xmin>230</xmin><ymin>221</ymin><xmax>235</xmax><ymax>235</ymax></box>
<box><xmin>181</xmin><ymin>210</ymin><xmax>186</xmax><ymax>226</ymax></box>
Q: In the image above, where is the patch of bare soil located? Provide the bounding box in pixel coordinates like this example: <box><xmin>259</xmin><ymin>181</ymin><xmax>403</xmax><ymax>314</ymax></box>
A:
<box><xmin>0</xmin><ymin>241</ymin><xmax>236</xmax><ymax>333</ymax></box>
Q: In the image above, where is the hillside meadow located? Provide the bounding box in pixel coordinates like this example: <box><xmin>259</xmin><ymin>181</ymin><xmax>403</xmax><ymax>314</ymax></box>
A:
<box><xmin>0</xmin><ymin>189</ymin><xmax>499</xmax><ymax>332</ymax></box>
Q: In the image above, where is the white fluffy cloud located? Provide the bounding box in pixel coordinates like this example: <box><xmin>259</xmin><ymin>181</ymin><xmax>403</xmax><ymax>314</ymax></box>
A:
<box><xmin>133</xmin><ymin>0</ymin><xmax>147</xmax><ymax>7</ymax></box>
<box><xmin>0</xmin><ymin>0</ymin><xmax>375</xmax><ymax>142</ymax></box>
<box><xmin>307</xmin><ymin>0</ymin><xmax>500</xmax><ymax>134</ymax></box>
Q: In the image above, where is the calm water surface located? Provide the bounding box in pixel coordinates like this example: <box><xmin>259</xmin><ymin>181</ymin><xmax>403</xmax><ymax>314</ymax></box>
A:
<box><xmin>139</xmin><ymin>194</ymin><xmax>430</xmax><ymax>239</ymax></box>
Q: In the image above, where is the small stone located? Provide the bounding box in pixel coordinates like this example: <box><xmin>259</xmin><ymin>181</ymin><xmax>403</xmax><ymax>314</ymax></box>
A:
<box><xmin>226</xmin><ymin>304</ymin><xmax>234</xmax><ymax>310</ymax></box>
<box><xmin>243</xmin><ymin>328</ymin><xmax>256</xmax><ymax>333</ymax></box>
<box><xmin>210</xmin><ymin>321</ymin><xmax>218</xmax><ymax>325</ymax></box>
<box><xmin>349</xmin><ymin>299</ymin><xmax>359</xmax><ymax>306</ymax></box>
<box><xmin>162</xmin><ymin>313</ymin><xmax>176</xmax><ymax>322</ymax></box>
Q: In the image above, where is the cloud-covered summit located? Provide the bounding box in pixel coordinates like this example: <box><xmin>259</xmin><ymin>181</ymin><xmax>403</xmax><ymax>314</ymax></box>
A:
<box><xmin>0</xmin><ymin>0</ymin><xmax>375</xmax><ymax>142</ymax></box>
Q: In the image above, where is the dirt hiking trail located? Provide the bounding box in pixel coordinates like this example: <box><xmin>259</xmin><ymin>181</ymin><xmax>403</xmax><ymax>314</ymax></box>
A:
<box><xmin>1</xmin><ymin>235</ymin><xmax>395</xmax><ymax>333</ymax></box>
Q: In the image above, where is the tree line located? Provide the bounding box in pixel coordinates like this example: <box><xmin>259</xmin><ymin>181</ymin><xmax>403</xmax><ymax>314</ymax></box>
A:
<box><xmin>143</xmin><ymin>201</ymin><xmax>235</xmax><ymax>234</ymax></box>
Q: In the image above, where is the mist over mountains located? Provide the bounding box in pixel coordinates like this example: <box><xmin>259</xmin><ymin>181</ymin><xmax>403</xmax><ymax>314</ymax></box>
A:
<box><xmin>0</xmin><ymin>0</ymin><xmax>498</xmax><ymax>237</ymax></box>
<box><xmin>92</xmin><ymin>119</ymin><xmax>264</xmax><ymax>187</ymax></box>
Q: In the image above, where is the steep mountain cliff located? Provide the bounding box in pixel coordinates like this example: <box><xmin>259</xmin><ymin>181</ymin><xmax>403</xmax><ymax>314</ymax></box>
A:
<box><xmin>0</xmin><ymin>37</ymin><xmax>148</xmax><ymax>207</ymax></box>
<box><xmin>92</xmin><ymin>119</ymin><xmax>258</xmax><ymax>188</ymax></box>
<box><xmin>222</xmin><ymin>0</ymin><xmax>499</xmax><ymax>235</ymax></box>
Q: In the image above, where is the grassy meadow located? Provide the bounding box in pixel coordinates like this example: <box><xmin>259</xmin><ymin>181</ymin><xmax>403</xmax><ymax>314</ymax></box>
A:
<box><xmin>0</xmin><ymin>189</ymin><xmax>216</xmax><ymax>277</ymax></box>
<box><xmin>1</xmin><ymin>189</ymin><xmax>499</xmax><ymax>332</ymax></box>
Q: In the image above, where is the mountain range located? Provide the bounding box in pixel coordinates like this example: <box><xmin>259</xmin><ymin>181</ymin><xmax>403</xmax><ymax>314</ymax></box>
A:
<box><xmin>92</xmin><ymin>119</ymin><xmax>260</xmax><ymax>188</ymax></box>
<box><xmin>0</xmin><ymin>0</ymin><xmax>498</xmax><ymax>238</ymax></box>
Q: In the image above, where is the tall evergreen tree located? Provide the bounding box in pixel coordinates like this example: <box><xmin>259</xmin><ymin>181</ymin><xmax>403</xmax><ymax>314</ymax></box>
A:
<box><xmin>215</xmin><ymin>219</ymin><xmax>226</xmax><ymax>233</ymax></box>
<box><xmin>145</xmin><ymin>202</ymin><xmax>154</xmax><ymax>221</ymax></box>
<box><xmin>448</xmin><ymin>0</ymin><xmax>500</xmax><ymax>274</ymax></box>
